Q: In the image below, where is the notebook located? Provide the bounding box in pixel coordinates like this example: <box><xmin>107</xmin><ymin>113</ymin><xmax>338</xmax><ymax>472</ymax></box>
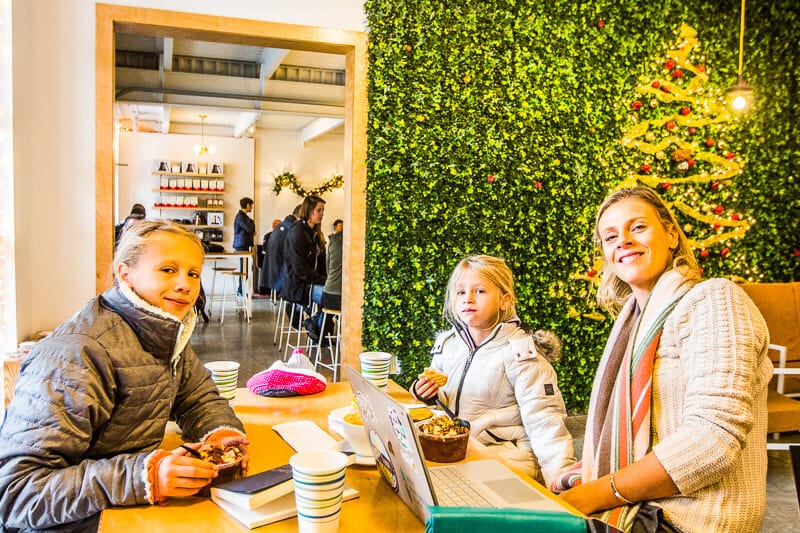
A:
<box><xmin>344</xmin><ymin>366</ymin><xmax>580</xmax><ymax>524</ymax></box>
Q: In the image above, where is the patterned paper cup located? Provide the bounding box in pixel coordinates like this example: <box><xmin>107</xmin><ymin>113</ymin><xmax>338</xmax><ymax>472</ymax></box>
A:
<box><xmin>359</xmin><ymin>352</ymin><xmax>393</xmax><ymax>389</ymax></box>
<box><xmin>204</xmin><ymin>361</ymin><xmax>240</xmax><ymax>400</ymax></box>
<box><xmin>290</xmin><ymin>450</ymin><xmax>348</xmax><ymax>533</ymax></box>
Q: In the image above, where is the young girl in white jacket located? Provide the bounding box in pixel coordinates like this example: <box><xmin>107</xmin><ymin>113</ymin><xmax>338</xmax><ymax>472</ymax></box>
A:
<box><xmin>412</xmin><ymin>255</ymin><xmax>576</xmax><ymax>488</ymax></box>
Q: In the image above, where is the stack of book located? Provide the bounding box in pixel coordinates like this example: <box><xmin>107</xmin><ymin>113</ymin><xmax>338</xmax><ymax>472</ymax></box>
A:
<box><xmin>210</xmin><ymin>464</ymin><xmax>358</xmax><ymax>529</ymax></box>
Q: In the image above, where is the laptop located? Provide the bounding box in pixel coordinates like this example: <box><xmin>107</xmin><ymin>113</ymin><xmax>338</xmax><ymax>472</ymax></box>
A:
<box><xmin>344</xmin><ymin>366</ymin><xmax>581</xmax><ymax>524</ymax></box>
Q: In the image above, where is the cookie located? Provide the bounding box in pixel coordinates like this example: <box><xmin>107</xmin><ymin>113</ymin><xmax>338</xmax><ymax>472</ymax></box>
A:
<box><xmin>409</xmin><ymin>407</ymin><xmax>434</xmax><ymax>422</ymax></box>
<box><xmin>418</xmin><ymin>367</ymin><xmax>448</xmax><ymax>387</ymax></box>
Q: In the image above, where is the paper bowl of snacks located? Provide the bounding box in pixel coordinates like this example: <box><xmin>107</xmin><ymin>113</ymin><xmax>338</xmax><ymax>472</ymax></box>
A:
<box><xmin>197</xmin><ymin>443</ymin><xmax>244</xmax><ymax>494</ymax></box>
<box><xmin>416</xmin><ymin>415</ymin><xmax>470</xmax><ymax>463</ymax></box>
<box><xmin>341</xmin><ymin>410</ymin><xmax>372</xmax><ymax>458</ymax></box>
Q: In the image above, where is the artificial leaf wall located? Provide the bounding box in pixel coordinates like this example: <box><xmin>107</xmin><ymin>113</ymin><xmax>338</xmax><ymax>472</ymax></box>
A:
<box><xmin>363</xmin><ymin>0</ymin><xmax>800</xmax><ymax>411</ymax></box>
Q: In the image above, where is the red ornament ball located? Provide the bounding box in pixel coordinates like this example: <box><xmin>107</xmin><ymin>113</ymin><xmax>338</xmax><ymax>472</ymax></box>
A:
<box><xmin>598</xmin><ymin>20</ymin><xmax>605</xmax><ymax>28</ymax></box>
<box><xmin>687</xmin><ymin>158</ymin><xmax>696</xmax><ymax>168</ymax></box>
<box><xmin>705</xmin><ymin>138</ymin><xmax>716</xmax><ymax>147</ymax></box>
<box><xmin>631</xmin><ymin>100</ymin><xmax>643</xmax><ymax>110</ymax></box>
<box><xmin>725</xmin><ymin>152</ymin><xmax>736</xmax><ymax>160</ymax></box>
<box><xmin>714</xmin><ymin>205</ymin><xmax>724</xmax><ymax>214</ymax></box>
<box><xmin>664</xmin><ymin>59</ymin><xmax>676</xmax><ymax>70</ymax></box>
<box><xmin>688</xmin><ymin>127</ymin><xmax>697</xmax><ymax>135</ymax></box>
<box><xmin>665</xmin><ymin>120</ymin><xmax>676</xmax><ymax>130</ymax></box>
<box><xmin>660</xmin><ymin>85</ymin><xmax>671</xmax><ymax>93</ymax></box>
<box><xmin>680</xmin><ymin>107</ymin><xmax>691</xmax><ymax>116</ymax></box>
<box><xmin>660</xmin><ymin>182</ymin><xmax>671</xmax><ymax>190</ymax></box>
<box><xmin>640</xmin><ymin>164</ymin><xmax>652</xmax><ymax>173</ymax></box>
<box><xmin>731</xmin><ymin>213</ymin><xmax>740</xmax><ymax>221</ymax></box>
<box><xmin>720</xmin><ymin>247</ymin><xmax>730</xmax><ymax>257</ymax></box>
<box><xmin>651</xmin><ymin>81</ymin><xmax>661</xmax><ymax>89</ymax></box>
<box><xmin>794</xmin><ymin>249</ymin><xmax>800</xmax><ymax>257</ymax></box>
<box><xmin>711</xmin><ymin>181</ymin><xmax>720</xmax><ymax>190</ymax></box>
<box><xmin>587</xmin><ymin>268</ymin><xmax>597</xmax><ymax>277</ymax></box>
<box><xmin>672</xmin><ymin>70</ymin><xmax>684</xmax><ymax>79</ymax></box>
<box><xmin>699</xmin><ymin>249</ymin><xmax>710</xmax><ymax>258</ymax></box>
<box><xmin>697</xmin><ymin>65</ymin><xmax>706</xmax><ymax>73</ymax></box>
<box><xmin>487</xmin><ymin>174</ymin><xmax>496</xmax><ymax>183</ymax></box>
<box><xmin>713</xmin><ymin>223</ymin><xmax>721</xmax><ymax>229</ymax></box>
<box><xmin>404</xmin><ymin>44</ymin><xmax>412</xmax><ymax>51</ymax></box>
<box><xmin>535</xmin><ymin>181</ymin><xmax>543</xmax><ymax>189</ymax></box>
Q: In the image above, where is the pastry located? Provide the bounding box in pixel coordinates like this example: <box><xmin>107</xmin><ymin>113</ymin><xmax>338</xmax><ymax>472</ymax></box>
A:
<box><xmin>418</xmin><ymin>367</ymin><xmax>448</xmax><ymax>387</ymax></box>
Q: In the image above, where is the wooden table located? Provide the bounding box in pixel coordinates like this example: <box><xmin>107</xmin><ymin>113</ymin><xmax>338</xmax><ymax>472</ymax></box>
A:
<box><xmin>99</xmin><ymin>382</ymin><xmax>575</xmax><ymax>532</ymax></box>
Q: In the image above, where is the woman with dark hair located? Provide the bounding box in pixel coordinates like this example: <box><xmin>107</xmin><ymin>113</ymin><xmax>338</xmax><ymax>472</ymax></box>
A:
<box><xmin>281</xmin><ymin>195</ymin><xmax>327</xmax><ymax>310</ymax></box>
<box><xmin>558</xmin><ymin>186</ymin><xmax>771</xmax><ymax>532</ymax></box>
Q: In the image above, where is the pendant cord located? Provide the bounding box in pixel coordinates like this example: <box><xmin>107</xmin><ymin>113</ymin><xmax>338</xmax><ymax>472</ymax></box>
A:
<box><xmin>738</xmin><ymin>0</ymin><xmax>746</xmax><ymax>78</ymax></box>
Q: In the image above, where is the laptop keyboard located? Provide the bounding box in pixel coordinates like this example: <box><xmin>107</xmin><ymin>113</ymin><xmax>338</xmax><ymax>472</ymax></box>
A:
<box><xmin>429</xmin><ymin>466</ymin><xmax>493</xmax><ymax>507</ymax></box>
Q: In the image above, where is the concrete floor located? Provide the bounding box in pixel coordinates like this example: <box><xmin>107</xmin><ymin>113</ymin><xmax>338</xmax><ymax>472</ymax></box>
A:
<box><xmin>192</xmin><ymin>297</ymin><xmax>800</xmax><ymax>532</ymax></box>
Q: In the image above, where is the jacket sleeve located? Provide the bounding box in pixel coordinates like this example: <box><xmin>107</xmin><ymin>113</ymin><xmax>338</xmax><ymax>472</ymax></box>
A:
<box><xmin>651</xmin><ymin>279</ymin><xmax>770</xmax><ymax>494</ymax></box>
<box><xmin>285</xmin><ymin>225</ymin><xmax>326</xmax><ymax>286</ymax></box>
<box><xmin>171</xmin><ymin>345</ymin><xmax>245</xmax><ymax>442</ymax></box>
<box><xmin>0</xmin><ymin>336</ymin><xmax>150</xmax><ymax>530</ymax></box>
<box><xmin>505</xmin><ymin>339</ymin><xmax>577</xmax><ymax>487</ymax></box>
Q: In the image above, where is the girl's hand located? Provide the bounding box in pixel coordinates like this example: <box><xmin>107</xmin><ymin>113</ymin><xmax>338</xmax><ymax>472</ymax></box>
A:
<box><xmin>156</xmin><ymin>452</ymin><xmax>218</xmax><ymax>497</ymax></box>
<box><xmin>414</xmin><ymin>377</ymin><xmax>440</xmax><ymax>399</ymax></box>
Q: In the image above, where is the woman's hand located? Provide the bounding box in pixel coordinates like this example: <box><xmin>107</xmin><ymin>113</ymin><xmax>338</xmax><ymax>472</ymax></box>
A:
<box><xmin>413</xmin><ymin>377</ymin><xmax>440</xmax><ymax>400</ymax></box>
<box><xmin>559</xmin><ymin>480</ymin><xmax>618</xmax><ymax>516</ymax></box>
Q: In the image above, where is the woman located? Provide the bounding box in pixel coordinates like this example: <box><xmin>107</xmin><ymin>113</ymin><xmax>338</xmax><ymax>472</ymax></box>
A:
<box><xmin>0</xmin><ymin>221</ymin><xmax>247</xmax><ymax>532</ymax></box>
<box><xmin>281</xmin><ymin>195</ymin><xmax>327</xmax><ymax>307</ymax></box>
<box><xmin>559</xmin><ymin>187</ymin><xmax>771</xmax><ymax>532</ymax></box>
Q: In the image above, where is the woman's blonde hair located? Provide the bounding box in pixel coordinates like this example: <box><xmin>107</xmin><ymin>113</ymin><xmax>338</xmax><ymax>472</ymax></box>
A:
<box><xmin>442</xmin><ymin>255</ymin><xmax>517</xmax><ymax>325</ymax></box>
<box><xmin>113</xmin><ymin>220</ymin><xmax>204</xmax><ymax>283</ymax></box>
<box><xmin>593</xmin><ymin>186</ymin><xmax>701</xmax><ymax>314</ymax></box>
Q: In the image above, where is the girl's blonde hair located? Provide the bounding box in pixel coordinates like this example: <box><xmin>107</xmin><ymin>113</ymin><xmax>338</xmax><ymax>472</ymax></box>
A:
<box><xmin>593</xmin><ymin>186</ymin><xmax>701</xmax><ymax>315</ymax></box>
<box><xmin>442</xmin><ymin>255</ymin><xmax>517</xmax><ymax>325</ymax></box>
<box><xmin>113</xmin><ymin>220</ymin><xmax>204</xmax><ymax>283</ymax></box>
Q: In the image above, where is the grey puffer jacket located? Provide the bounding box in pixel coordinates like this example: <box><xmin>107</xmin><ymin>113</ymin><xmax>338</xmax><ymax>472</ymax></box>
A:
<box><xmin>0</xmin><ymin>285</ymin><xmax>245</xmax><ymax>532</ymax></box>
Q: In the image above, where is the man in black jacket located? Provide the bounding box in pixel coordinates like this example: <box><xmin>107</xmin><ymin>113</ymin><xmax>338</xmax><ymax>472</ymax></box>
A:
<box><xmin>266</xmin><ymin>204</ymin><xmax>300</xmax><ymax>294</ymax></box>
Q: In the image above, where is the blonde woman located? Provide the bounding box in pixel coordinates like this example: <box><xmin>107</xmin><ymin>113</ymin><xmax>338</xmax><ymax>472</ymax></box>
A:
<box><xmin>559</xmin><ymin>187</ymin><xmax>771</xmax><ymax>532</ymax></box>
<box><xmin>412</xmin><ymin>255</ymin><xmax>576</xmax><ymax>487</ymax></box>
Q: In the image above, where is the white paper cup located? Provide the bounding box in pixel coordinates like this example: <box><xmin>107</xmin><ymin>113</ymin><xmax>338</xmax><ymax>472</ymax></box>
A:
<box><xmin>204</xmin><ymin>361</ymin><xmax>240</xmax><ymax>400</ymax></box>
<box><xmin>290</xmin><ymin>450</ymin><xmax>348</xmax><ymax>533</ymax></box>
<box><xmin>359</xmin><ymin>352</ymin><xmax>393</xmax><ymax>389</ymax></box>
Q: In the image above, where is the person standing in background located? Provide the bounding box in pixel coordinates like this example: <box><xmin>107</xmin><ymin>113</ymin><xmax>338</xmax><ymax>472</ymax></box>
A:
<box><xmin>305</xmin><ymin>220</ymin><xmax>343</xmax><ymax>341</ymax></box>
<box><xmin>330</xmin><ymin>219</ymin><xmax>343</xmax><ymax>239</ymax></box>
<box><xmin>233</xmin><ymin>197</ymin><xmax>255</xmax><ymax>297</ymax></box>
<box><xmin>258</xmin><ymin>218</ymin><xmax>283</xmax><ymax>295</ymax></box>
<box><xmin>267</xmin><ymin>204</ymin><xmax>301</xmax><ymax>295</ymax></box>
<box><xmin>114</xmin><ymin>203</ymin><xmax>146</xmax><ymax>247</ymax></box>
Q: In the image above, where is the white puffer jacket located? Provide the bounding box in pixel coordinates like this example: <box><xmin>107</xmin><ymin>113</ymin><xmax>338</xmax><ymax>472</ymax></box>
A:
<box><xmin>420</xmin><ymin>321</ymin><xmax>576</xmax><ymax>486</ymax></box>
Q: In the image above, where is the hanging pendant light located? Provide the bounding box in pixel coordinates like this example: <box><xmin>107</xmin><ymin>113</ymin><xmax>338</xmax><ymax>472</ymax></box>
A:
<box><xmin>727</xmin><ymin>0</ymin><xmax>753</xmax><ymax>112</ymax></box>
<box><xmin>193</xmin><ymin>114</ymin><xmax>217</xmax><ymax>156</ymax></box>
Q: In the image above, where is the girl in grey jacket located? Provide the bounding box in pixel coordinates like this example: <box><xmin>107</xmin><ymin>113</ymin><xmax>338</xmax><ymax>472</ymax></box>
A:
<box><xmin>413</xmin><ymin>255</ymin><xmax>576</xmax><ymax>488</ymax></box>
<box><xmin>0</xmin><ymin>221</ymin><xmax>247</xmax><ymax>532</ymax></box>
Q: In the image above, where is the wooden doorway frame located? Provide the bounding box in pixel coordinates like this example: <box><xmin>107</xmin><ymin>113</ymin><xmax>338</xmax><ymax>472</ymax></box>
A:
<box><xmin>95</xmin><ymin>4</ymin><xmax>367</xmax><ymax>370</ymax></box>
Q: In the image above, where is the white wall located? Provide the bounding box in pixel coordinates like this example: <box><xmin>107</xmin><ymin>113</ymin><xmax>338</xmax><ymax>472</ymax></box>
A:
<box><xmin>254</xmin><ymin>129</ymin><xmax>346</xmax><ymax>242</ymax></box>
<box><xmin>118</xmin><ymin>132</ymin><xmax>255</xmax><ymax>249</ymax></box>
<box><xmin>10</xmin><ymin>0</ymin><xmax>365</xmax><ymax>339</ymax></box>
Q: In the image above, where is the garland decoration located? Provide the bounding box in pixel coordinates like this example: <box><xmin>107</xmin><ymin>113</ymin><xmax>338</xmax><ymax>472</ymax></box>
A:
<box><xmin>273</xmin><ymin>172</ymin><xmax>344</xmax><ymax>197</ymax></box>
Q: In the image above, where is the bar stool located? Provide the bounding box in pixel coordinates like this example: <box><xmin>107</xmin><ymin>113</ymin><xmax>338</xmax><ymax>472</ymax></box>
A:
<box><xmin>313</xmin><ymin>308</ymin><xmax>342</xmax><ymax>381</ymax></box>
<box><xmin>273</xmin><ymin>297</ymin><xmax>289</xmax><ymax>349</ymax></box>
<box><xmin>207</xmin><ymin>266</ymin><xmax>237</xmax><ymax>318</ymax></box>
<box><xmin>282</xmin><ymin>301</ymin><xmax>311</xmax><ymax>361</ymax></box>
<box><xmin>219</xmin><ymin>271</ymin><xmax>250</xmax><ymax>324</ymax></box>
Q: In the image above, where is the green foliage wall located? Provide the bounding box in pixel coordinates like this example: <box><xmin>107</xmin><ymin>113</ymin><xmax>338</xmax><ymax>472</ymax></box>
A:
<box><xmin>362</xmin><ymin>0</ymin><xmax>800</xmax><ymax>411</ymax></box>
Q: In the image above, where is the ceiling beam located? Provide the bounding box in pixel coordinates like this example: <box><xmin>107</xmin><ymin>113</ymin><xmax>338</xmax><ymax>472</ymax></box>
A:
<box><xmin>298</xmin><ymin>117</ymin><xmax>344</xmax><ymax>147</ymax></box>
<box><xmin>233</xmin><ymin>111</ymin><xmax>261</xmax><ymax>138</ymax></box>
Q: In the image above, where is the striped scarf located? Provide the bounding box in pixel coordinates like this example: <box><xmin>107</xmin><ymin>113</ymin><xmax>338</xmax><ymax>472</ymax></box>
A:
<box><xmin>582</xmin><ymin>270</ymin><xmax>694</xmax><ymax>531</ymax></box>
